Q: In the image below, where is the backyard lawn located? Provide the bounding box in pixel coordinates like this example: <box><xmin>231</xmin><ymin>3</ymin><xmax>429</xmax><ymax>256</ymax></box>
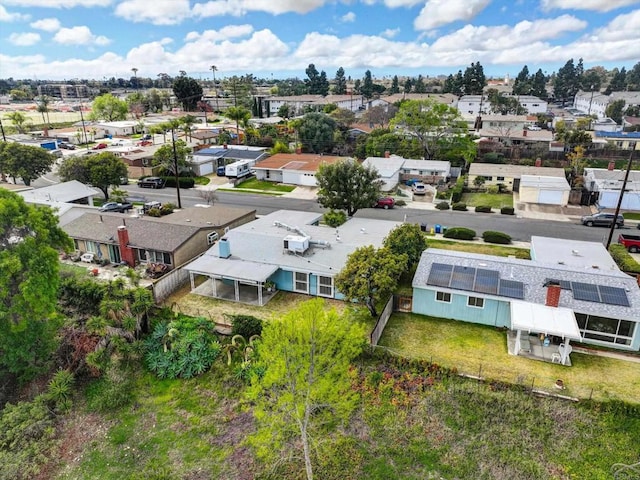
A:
<box><xmin>379</xmin><ymin>313</ymin><xmax>640</xmax><ymax>403</ymax></box>
<box><xmin>460</xmin><ymin>192</ymin><xmax>513</xmax><ymax>208</ymax></box>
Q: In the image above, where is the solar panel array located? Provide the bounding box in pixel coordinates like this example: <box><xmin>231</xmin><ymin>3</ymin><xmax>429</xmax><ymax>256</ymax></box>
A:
<box><xmin>545</xmin><ymin>278</ymin><xmax>630</xmax><ymax>307</ymax></box>
<box><xmin>427</xmin><ymin>263</ymin><xmax>525</xmax><ymax>300</ymax></box>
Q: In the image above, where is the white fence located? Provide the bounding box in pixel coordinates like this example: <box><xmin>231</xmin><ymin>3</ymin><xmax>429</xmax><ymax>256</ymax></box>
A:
<box><xmin>152</xmin><ymin>266</ymin><xmax>190</xmax><ymax>303</ymax></box>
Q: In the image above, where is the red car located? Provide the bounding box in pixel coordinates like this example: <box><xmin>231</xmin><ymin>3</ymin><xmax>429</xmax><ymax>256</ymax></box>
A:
<box><xmin>136</xmin><ymin>140</ymin><xmax>153</xmax><ymax>146</ymax></box>
<box><xmin>92</xmin><ymin>143</ymin><xmax>108</xmax><ymax>150</ymax></box>
<box><xmin>374</xmin><ymin>197</ymin><xmax>395</xmax><ymax>209</ymax></box>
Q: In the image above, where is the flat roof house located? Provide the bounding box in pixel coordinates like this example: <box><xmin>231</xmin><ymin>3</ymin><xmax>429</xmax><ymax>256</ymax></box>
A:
<box><xmin>189</xmin><ymin>145</ymin><xmax>269</xmax><ymax>177</ymax></box>
<box><xmin>584</xmin><ymin>167</ymin><xmax>640</xmax><ymax>211</ymax></box>
<box><xmin>183</xmin><ymin>210</ymin><xmax>400</xmax><ymax>306</ymax></box>
<box><xmin>252</xmin><ymin>153</ymin><xmax>348</xmax><ymax>187</ymax></box>
<box><xmin>468</xmin><ymin>164</ymin><xmax>566</xmax><ymax>192</ymax></box>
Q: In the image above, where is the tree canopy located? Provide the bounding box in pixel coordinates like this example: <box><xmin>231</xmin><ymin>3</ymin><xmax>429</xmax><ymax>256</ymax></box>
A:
<box><xmin>0</xmin><ymin>190</ymin><xmax>73</xmax><ymax>382</ymax></box>
<box><xmin>152</xmin><ymin>139</ymin><xmax>191</xmax><ymax>175</ymax></box>
<box><xmin>247</xmin><ymin>298</ymin><xmax>366</xmax><ymax>480</ymax></box>
<box><xmin>89</xmin><ymin>93</ymin><xmax>128</xmax><ymax>121</ymax></box>
<box><xmin>335</xmin><ymin>245</ymin><xmax>407</xmax><ymax>316</ymax></box>
<box><xmin>383</xmin><ymin>223</ymin><xmax>428</xmax><ymax>270</ymax></box>
<box><xmin>297</xmin><ymin>112</ymin><xmax>337</xmax><ymax>153</ymax></box>
<box><xmin>316</xmin><ymin>160</ymin><xmax>382</xmax><ymax>216</ymax></box>
<box><xmin>173</xmin><ymin>74</ymin><xmax>203</xmax><ymax>111</ymax></box>
<box><xmin>0</xmin><ymin>142</ymin><xmax>55</xmax><ymax>186</ymax></box>
<box><xmin>333</xmin><ymin>67</ymin><xmax>347</xmax><ymax>94</ymax></box>
<box><xmin>58</xmin><ymin>152</ymin><xmax>128</xmax><ymax>199</ymax></box>
<box><xmin>305</xmin><ymin>64</ymin><xmax>330</xmax><ymax>96</ymax></box>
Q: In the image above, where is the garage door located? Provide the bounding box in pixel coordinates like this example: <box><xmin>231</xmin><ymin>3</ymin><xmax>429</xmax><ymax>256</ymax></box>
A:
<box><xmin>199</xmin><ymin>162</ymin><xmax>214</xmax><ymax>176</ymax></box>
<box><xmin>537</xmin><ymin>190</ymin><xmax>563</xmax><ymax>205</ymax></box>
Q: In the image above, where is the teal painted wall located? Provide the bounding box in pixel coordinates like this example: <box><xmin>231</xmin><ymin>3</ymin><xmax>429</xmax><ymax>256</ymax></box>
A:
<box><xmin>412</xmin><ymin>287</ymin><xmax>510</xmax><ymax>327</ymax></box>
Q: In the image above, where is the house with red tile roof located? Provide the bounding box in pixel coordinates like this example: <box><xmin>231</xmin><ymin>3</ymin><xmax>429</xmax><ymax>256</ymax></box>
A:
<box><xmin>252</xmin><ymin>153</ymin><xmax>350</xmax><ymax>186</ymax></box>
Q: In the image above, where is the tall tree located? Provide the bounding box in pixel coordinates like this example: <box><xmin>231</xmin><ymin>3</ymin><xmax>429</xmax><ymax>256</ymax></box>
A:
<box><xmin>172</xmin><ymin>73</ymin><xmax>203</xmax><ymax>111</ymax></box>
<box><xmin>403</xmin><ymin>78</ymin><xmax>412</xmax><ymax>94</ymax></box>
<box><xmin>58</xmin><ymin>152</ymin><xmax>128</xmax><ymax>199</ymax></box>
<box><xmin>531</xmin><ymin>69</ymin><xmax>548</xmax><ymax>99</ymax></box>
<box><xmin>626</xmin><ymin>62</ymin><xmax>640</xmax><ymax>91</ymax></box>
<box><xmin>605</xmin><ymin>67</ymin><xmax>627</xmax><ymax>95</ymax></box>
<box><xmin>333</xmin><ymin>67</ymin><xmax>347</xmax><ymax>94</ymax></box>
<box><xmin>335</xmin><ymin>245</ymin><xmax>407</xmax><ymax>316</ymax></box>
<box><xmin>487</xmin><ymin>89</ymin><xmax>527</xmax><ymax>115</ymax></box>
<box><xmin>413</xmin><ymin>75</ymin><xmax>427</xmax><ymax>94</ymax></box>
<box><xmin>225</xmin><ymin>106</ymin><xmax>251</xmax><ymax>145</ymax></box>
<box><xmin>361</xmin><ymin>70</ymin><xmax>374</xmax><ymax>99</ymax></box>
<box><xmin>0</xmin><ymin>142</ymin><xmax>55</xmax><ymax>186</ymax></box>
<box><xmin>512</xmin><ymin>65</ymin><xmax>531</xmax><ymax>95</ymax></box>
<box><xmin>329</xmin><ymin>108</ymin><xmax>356</xmax><ymax>129</ymax></box>
<box><xmin>582</xmin><ymin>68</ymin><xmax>604</xmax><ymax>93</ymax></box>
<box><xmin>606</xmin><ymin>99</ymin><xmax>626</xmax><ymax>124</ymax></box>
<box><xmin>390</xmin><ymin>75</ymin><xmax>400</xmax><ymax>94</ymax></box>
<box><xmin>247</xmin><ymin>299</ymin><xmax>366</xmax><ymax>480</ymax></box>
<box><xmin>297</xmin><ymin>112</ymin><xmax>337</xmax><ymax>153</ymax></box>
<box><xmin>383</xmin><ymin>223</ymin><xmax>428</xmax><ymax>270</ymax></box>
<box><xmin>452</xmin><ymin>70</ymin><xmax>465</xmax><ymax>96</ymax></box>
<box><xmin>353</xmin><ymin>79</ymin><xmax>362</xmax><ymax>95</ymax></box>
<box><xmin>463</xmin><ymin>62</ymin><xmax>486</xmax><ymax>95</ymax></box>
<box><xmin>391</xmin><ymin>99</ymin><xmax>473</xmax><ymax>160</ymax></box>
<box><xmin>223</xmin><ymin>75</ymin><xmax>254</xmax><ymax>109</ymax></box>
<box><xmin>89</xmin><ymin>93</ymin><xmax>128</xmax><ymax>121</ymax></box>
<box><xmin>3</xmin><ymin>111</ymin><xmax>30</xmax><ymax>134</ymax></box>
<box><xmin>36</xmin><ymin>95</ymin><xmax>51</xmax><ymax>126</ymax></box>
<box><xmin>305</xmin><ymin>64</ymin><xmax>329</xmax><ymax>95</ymax></box>
<box><xmin>553</xmin><ymin>59</ymin><xmax>582</xmax><ymax>105</ymax></box>
<box><xmin>442</xmin><ymin>74</ymin><xmax>455</xmax><ymax>94</ymax></box>
<box><xmin>0</xmin><ymin>190</ymin><xmax>73</xmax><ymax>382</ymax></box>
<box><xmin>316</xmin><ymin>160</ymin><xmax>382</xmax><ymax>216</ymax></box>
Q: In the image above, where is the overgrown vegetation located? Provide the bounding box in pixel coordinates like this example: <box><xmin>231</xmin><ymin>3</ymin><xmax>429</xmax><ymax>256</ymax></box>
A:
<box><xmin>609</xmin><ymin>244</ymin><xmax>640</xmax><ymax>274</ymax></box>
<box><xmin>323</xmin><ymin>209</ymin><xmax>348</xmax><ymax>227</ymax></box>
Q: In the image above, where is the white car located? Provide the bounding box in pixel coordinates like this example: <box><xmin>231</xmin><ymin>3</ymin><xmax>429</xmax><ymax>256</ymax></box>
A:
<box><xmin>527</xmin><ymin>125</ymin><xmax>542</xmax><ymax>131</ymax></box>
<box><xmin>412</xmin><ymin>183</ymin><xmax>427</xmax><ymax>195</ymax></box>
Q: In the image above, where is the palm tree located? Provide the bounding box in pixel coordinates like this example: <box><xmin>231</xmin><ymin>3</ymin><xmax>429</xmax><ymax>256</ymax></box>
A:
<box><xmin>225</xmin><ymin>106</ymin><xmax>250</xmax><ymax>145</ymax></box>
<box><xmin>36</xmin><ymin>96</ymin><xmax>51</xmax><ymax>126</ymax></box>
<box><xmin>180</xmin><ymin>114</ymin><xmax>197</xmax><ymax>142</ymax></box>
<box><xmin>131</xmin><ymin>67</ymin><xmax>138</xmax><ymax>90</ymax></box>
<box><xmin>4</xmin><ymin>111</ymin><xmax>29</xmax><ymax>134</ymax></box>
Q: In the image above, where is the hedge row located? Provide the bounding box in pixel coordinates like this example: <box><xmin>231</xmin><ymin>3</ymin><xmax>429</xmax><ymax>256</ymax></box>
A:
<box><xmin>443</xmin><ymin>227</ymin><xmax>476</xmax><ymax>240</ymax></box>
<box><xmin>482</xmin><ymin>231</ymin><xmax>512</xmax><ymax>244</ymax></box>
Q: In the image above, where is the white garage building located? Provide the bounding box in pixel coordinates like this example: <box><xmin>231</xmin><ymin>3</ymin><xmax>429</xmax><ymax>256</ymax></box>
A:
<box><xmin>519</xmin><ymin>175</ymin><xmax>571</xmax><ymax>206</ymax></box>
<box><xmin>584</xmin><ymin>168</ymin><xmax>640</xmax><ymax>211</ymax></box>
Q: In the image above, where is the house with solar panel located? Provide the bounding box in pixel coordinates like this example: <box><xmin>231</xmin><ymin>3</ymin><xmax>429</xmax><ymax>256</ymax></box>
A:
<box><xmin>412</xmin><ymin>236</ymin><xmax>640</xmax><ymax>362</ymax></box>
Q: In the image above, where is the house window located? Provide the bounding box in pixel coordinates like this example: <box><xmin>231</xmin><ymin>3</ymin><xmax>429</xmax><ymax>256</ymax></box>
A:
<box><xmin>294</xmin><ymin>272</ymin><xmax>309</xmax><ymax>293</ymax></box>
<box><xmin>497</xmin><ymin>176</ymin><xmax>505</xmax><ymax>181</ymax></box>
<box><xmin>318</xmin><ymin>276</ymin><xmax>333</xmax><ymax>297</ymax></box>
<box><xmin>266</xmin><ymin>170</ymin><xmax>270</xmax><ymax>179</ymax></box>
<box><xmin>485</xmin><ymin>176</ymin><xmax>493</xmax><ymax>181</ymax></box>
<box><xmin>575</xmin><ymin>313</ymin><xmax>635</xmax><ymax>346</ymax></box>
<box><xmin>207</xmin><ymin>232</ymin><xmax>219</xmax><ymax>245</ymax></box>
<box><xmin>86</xmin><ymin>241</ymin><xmax>99</xmax><ymax>254</ymax></box>
<box><xmin>435</xmin><ymin>291</ymin><xmax>451</xmax><ymax>303</ymax></box>
<box><xmin>467</xmin><ymin>296</ymin><xmax>484</xmax><ymax>308</ymax></box>
<box><xmin>139</xmin><ymin>249</ymin><xmax>171</xmax><ymax>265</ymax></box>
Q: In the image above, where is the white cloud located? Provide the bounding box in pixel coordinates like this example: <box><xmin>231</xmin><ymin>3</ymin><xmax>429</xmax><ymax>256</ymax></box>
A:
<box><xmin>587</xmin><ymin>9</ymin><xmax>640</xmax><ymax>41</ymax></box>
<box><xmin>53</xmin><ymin>26</ymin><xmax>111</xmax><ymax>46</ymax></box>
<box><xmin>414</xmin><ymin>0</ymin><xmax>491</xmax><ymax>30</ymax></box>
<box><xmin>30</xmin><ymin>18</ymin><xmax>61</xmax><ymax>32</ymax></box>
<box><xmin>430</xmin><ymin>15</ymin><xmax>587</xmax><ymax>52</ymax></box>
<box><xmin>184</xmin><ymin>25</ymin><xmax>255</xmax><ymax>42</ymax></box>
<box><xmin>192</xmin><ymin>0</ymin><xmax>330</xmax><ymax>17</ymax></box>
<box><xmin>381</xmin><ymin>28</ymin><xmax>400</xmax><ymax>38</ymax></box>
<box><xmin>2</xmin><ymin>0</ymin><xmax>112</xmax><ymax>7</ymax></box>
<box><xmin>9</xmin><ymin>32</ymin><xmax>41</xmax><ymax>46</ymax></box>
<box><xmin>541</xmin><ymin>0</ymin><xmax>640</xmax><ymax>12</ymax></box>
<box><xmin>115</xmin><ymin>0</ymin><xmax>191</xmax><ymax>25</ymax></box>
<box><xmin>0</xmin><ymin>5</ymin><xmax>30</xmax><ymax>21</ymax></box>
<box><xmin>341</xmin><ymin>11</ymin><xmax>356</xmax><ymax>22</ymax></box>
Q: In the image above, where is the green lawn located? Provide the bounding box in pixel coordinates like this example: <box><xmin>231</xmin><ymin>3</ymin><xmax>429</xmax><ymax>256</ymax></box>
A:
<box><xmin>460</xmin><ymin>192</ymin><xmax>513</xmax><ymax>208</ymax></box>
<box><xmin>379</xmin><ymin>313</ymin><xmax>640</xmax><ymax>403</ymax></box>
<box><xmin>193</xmin><ymin>176</ymin><xmax>210</xmax><ymax>186</ymax></box>
<box><xmin>236</xmin><ymin>178</ymin><xmax>296</xmax><ymax>193</ymax></box>
<box><xmin>427</xmin><ymin>238</ymin><xmax>531</xmax><ymax>258</ymax></box>
<box><xmin>623</xmin><ymin>212</ymin><xmax>640</xmax><ymax>221</ymax></box>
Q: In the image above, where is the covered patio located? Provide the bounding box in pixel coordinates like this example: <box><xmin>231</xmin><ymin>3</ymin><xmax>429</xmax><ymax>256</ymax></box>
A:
<box><xmin>508</xmin><ymin>301</ymin><xmax>582</xmax><ymax>366</ymax></box>
<box><xmin>185</xmin><ymin>255</ymin><xmax>279</xmax><ymax>306</ymax></box>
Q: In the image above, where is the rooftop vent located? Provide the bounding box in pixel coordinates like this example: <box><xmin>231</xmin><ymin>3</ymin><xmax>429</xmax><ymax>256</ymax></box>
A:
<box><xmin>283</xmin><ymin>235</ymin><xmax>309</xmax><ymax>254</ymax></box>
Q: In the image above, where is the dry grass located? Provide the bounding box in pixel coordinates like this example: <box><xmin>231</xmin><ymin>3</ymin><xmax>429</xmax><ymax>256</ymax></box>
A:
<box><xmin>379</xmin><ymin>313</ymin><xmax>640</xmax><ymax>403</ymax></box>
<box><xmin>427</xmin><ymin>239</ymin><xmax>531</xmax><ymax>259</ymax></box>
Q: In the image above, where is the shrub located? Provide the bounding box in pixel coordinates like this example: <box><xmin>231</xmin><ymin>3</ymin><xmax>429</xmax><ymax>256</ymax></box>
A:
<box><xmin>451</xmin><ymin>175</ymin><xmax>465</xmax><ymax>203</ymax></box>
<box><xmin>443</xmin><ymin>227</ymin><xmax>476</xmax><ymax>240</ymax></box>
<box><xmin>435</xmin><ymin>201</ymin><xmax>450</xmax><ymax>210</ymax></box>
<box><xmin>452</xmin><ymin>202</ymin><xmax>467</xmax><ymax>211</ymax></box>
<box><xmin>436</xmin><ymin>191</ymin><xmax>449</xmax><ymax>200</ymax></box>
<box><xmin>229</xmin><ymin>314</ymin><xmax>264</xmax><ymax>338</ymax></box>
<box><xmin>475</xmin><ymin>205</ymin><xmax>492</xmax><ymax>213</ymax></box>
<box><xmin>160</xmin><ymin>203</ymin><xmax>175</xmax><ymax>215</ymax></box>
<box><xmin>163</xmin><ymin>177</ymin><xmax>195</xmax><ymax>189</ymax></box>
<box><xmin>609</xmin><ymin>244</ymin><xmax>640</xmax><ymax>274</ymax></box>
<box><xmin>45</xmin><ymin>369</ymin><xmax>74</xmax><ymax>413</ymax></box>
<box><xmin>482</xmin><ymin>230</ymin><xmax>512</xmax><ymax>244</ymax></box>
<box><xmin>482</xmin><ymin>152</ymin><xmax>506</xmax><ymax>163</ymax></box>
<box><xmin>146</xmin><ymin>207</ymin><xmax>162</xmax><ymax>217</ymax></box>
<box><xmin>85</xmin><ymin>364</ymin><xmax>135</xmax><ymax>412</ymax></box>
<box><xmin>501</xmin><ymin>206</ymin><xmax>515</xmax><ymax>215</ymax></box>
<box><xmin>487</xmin><ymin>185</ymin><xmax>499</xmax><ymax>194</ymax></box>
<box><xmin>324</xmin><ymin>209</ymin><xmax>347</xmax><ymax>228</ymax></box>
<box><xmin>144</xmin><ymin>315</ymin><xmax>221</xmax><ymax>379</ymax></box>
<box><xmin>394</xmin><ymin>199</ymin><xmax>406</xmax><ymax>206</ymax></box>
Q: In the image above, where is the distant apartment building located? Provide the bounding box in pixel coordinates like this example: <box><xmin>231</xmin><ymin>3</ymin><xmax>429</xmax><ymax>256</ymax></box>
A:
<box><xmin>37</xmin><ymin>84</ymin><xmax>92</xmax><ymax>99</ymax></box>
<box><xmin>457</xmin><ymin>94</ymin><xmax>547</xmax><ymax>116</ymax></box>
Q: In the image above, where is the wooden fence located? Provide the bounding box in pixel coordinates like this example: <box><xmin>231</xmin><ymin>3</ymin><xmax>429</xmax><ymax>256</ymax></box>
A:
<box><xmin>152</xmin><ymin>266</ymin><xmax>190</xmax><ymax>303</ymax></box>
<box><xmin>369</xmin><ymin>296</ymin><xmax>394</xmax><ymax>346</ymax></box>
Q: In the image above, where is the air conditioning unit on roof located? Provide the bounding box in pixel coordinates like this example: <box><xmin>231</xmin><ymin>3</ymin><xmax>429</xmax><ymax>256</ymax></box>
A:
<box><xmin>283</xmin><ymin>235</ymin><xmax>309</xmax><ymax>254</ymax></box>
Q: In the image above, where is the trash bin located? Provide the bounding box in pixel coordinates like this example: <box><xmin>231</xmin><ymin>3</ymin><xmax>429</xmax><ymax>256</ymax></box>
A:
<box><xmin>435</xmin><ymin>224</ymin><xmax>441</xmax><ymax>234</ymax></box>
<box><xmin>420</xmin><ymin>223</ymin><xmax>427</xmax><ymax>232</ymax></box>
<box><xmin>442</xmin><ymin>226</ymin><xmax>448</xmax><ymax>234</ymax></box>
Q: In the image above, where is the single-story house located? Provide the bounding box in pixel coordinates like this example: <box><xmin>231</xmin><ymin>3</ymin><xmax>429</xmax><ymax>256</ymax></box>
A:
<box><xmin>399</xmin><ymin>159</ymin><xmax>451</xmax><ymax>184</ymax></box>
<box><xmin>518</xmin><ymin>175</ymin><xmax>571</xmax><ymax>206</ymax></box>
<box><xmin>18</xmin><ymin>180</ymin><xmax>100</xmax><ymax>206</ymax></box>
<box><xmin>263</xmin><ymin>94</ymin><xmax>366</xmax><ymax>116</ymax></box>
<box><xmin>61</xmin><ymin>205</ymin><xmax>256</xmax><ymax>268</ymax></box>
<box><xmin>252</xmin><ymin>153</ymin><xmax>347</xmax><ymax>186</ymax></box>
<box><xmin>362</xmin><ymin>155</ymin><xmax>404</xmax><ymax>191</ymax></box>
<box><xmin>583</xmin><ymin>168</ymin><xmax>640</xmax><ymax>211</ymax></box>
<box><xmin>189</xmin><ymin>145</ymin><xmax>268</xmax><ymax>176</ymax></box>
<box><xmin>468</xmin><ymin>164</ymin><xmax>566</xmax><ymax>192</ymax></box>
<box><xmin>411</xmin><ymin>237</ymin><xmax>640</xmax><ymax>357</ymax></box>
<box><xmin>594</xmin><ymin>131</ymin><xmax>640</xmax><ymax>151</ymax></box>
<box><xmin>183</xmin><ymin>210</ymin><xmax>400</xmax><ymax>306</ymax></box>
<box><xmin>592</xmin><ymin>118</ymin><xmax>621</xmax><ymax>133</ymax></box>
<box><xmin>94</xmin><ymin>121</ymin><xmax>140</xmax><ymax>137</ymax></box>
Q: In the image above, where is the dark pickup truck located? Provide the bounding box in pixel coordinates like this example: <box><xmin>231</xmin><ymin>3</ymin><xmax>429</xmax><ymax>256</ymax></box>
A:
<box><xmin>618</xmin><ymin>233</ymin><xmax>640</xmax><ymax>253</ymax></box>
<box><xmin>99</xmin><ymin>202</ymin><xmax>133</xmax><ymax>213</ymax></box>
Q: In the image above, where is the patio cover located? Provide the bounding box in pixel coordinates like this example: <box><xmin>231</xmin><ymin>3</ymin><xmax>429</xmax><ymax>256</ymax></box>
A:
<box><xmin>510</xmin><ymin>300</ymin><xmax>581</xmax><ymax>340</ymax></box>
<box><xmin>185</xmin><ymin>255</ymin><xmax>278</xmax><ymax>283</ymax></box>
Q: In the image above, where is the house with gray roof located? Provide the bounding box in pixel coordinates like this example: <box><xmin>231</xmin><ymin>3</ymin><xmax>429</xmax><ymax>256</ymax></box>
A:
<box><xmin>584</xmin><ymin>167</ymin><xmax>640</xmax><ymax>211</ymax></box>
<box><xmin>412</xmin><ymin>237</ymin><xmax>640</xmax><ymax>358</ymax></box>
<box><xmin>18</xmin><ymin>180</ymin><xmax>100</xmax><ymax>206</ymax></box>
<box><xmin>61</xmin><ymin>205</ymin><xmax>256</xmax><ymax>269</ymax></box>
<box><xmin>183</xmin><ymin>210</ymin><xmax>400</xmax><ymax>306</ymax></box>
<box><xmin>189</xmin><ymin>145</ymin><xmax>268</xmax><ymax>176</ymax></box>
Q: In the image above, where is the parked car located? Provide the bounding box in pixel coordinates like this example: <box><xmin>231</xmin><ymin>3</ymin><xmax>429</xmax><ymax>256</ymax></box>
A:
<box><xmin>618</xmin><ymin>233</ymin><xmax>640</xmax><ymax>253</ymax></box>
<box><xmin>136</xmin><ymin>140</ymin><xmax>153</xmax><ymax>146</ymax></box>
<box><xmin>141</xmin><ymin>134</ymin><xmax>152</xmax><ymax>140</ymax></box>
<box><xmin>138</xmin><ymin>177</ymin><xmax>165</xmax><ymax>189</ymax></box>
<box><xmin>99</xmin><ymin>202</ymin><xmax>133</xmax><ymax>213</ymax></box>
<box><xmin>143</xmin><ymin>201</ymin><xmax>162</xmax><ymax>213</ymax></box>
<box><xmin>374</xmin><ymin>197</ymin><xmax>395</xmax><ymax>209</ymax></box>
<box><xmin>412</xmin><ymin>183</ymin><xmax>427</xmax><ymax>195</ymax></box>
<box><xmin>581</xmin><ymin>213</ymin><xmax>624</xmax><ymax>228</ymax></box>
<box><xmin>92</xmin><ymin>143</ymin><xmax>108</xmax><ymax>150</ymax></box>
<box><xmin>58</xmin><ymin>142</ymin><xmax>76</xmax><ymax>150</ymax></box>
<box><xmin>527</xmin><ymin>125</ymin><xmax>542</xmax><ymax>131</ymax></box>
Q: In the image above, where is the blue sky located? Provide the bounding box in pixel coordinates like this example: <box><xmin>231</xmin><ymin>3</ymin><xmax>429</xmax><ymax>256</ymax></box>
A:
<box><xmin>1</xmin><ymin>0</ymin><xmax>639</xmax><ymax>81</ymax></box>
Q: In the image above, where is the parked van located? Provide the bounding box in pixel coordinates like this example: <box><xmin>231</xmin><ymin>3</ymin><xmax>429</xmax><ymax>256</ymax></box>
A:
<box><xmin>225</xmin><ymin>160</ymin><xmax>253</xmax><ymax>179</ymax></box>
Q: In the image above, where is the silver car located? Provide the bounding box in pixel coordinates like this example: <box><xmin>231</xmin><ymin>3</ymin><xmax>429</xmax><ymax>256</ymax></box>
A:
<box><xmin>581</xmin><ymin>213</ymin><xmax>624</xmax><ymax>228</ymax></box>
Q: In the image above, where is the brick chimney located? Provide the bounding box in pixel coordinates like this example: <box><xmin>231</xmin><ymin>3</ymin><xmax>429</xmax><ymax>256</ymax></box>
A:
<box><xmin>295</xmin><ymin>147</ymin><xmax>302</xmax><ymax>154</ymax></box>
<box><xmin>384</xmin><ymin>151</ymin><xmax>390</xmax><ymax>158</ymax></box>
<box><xmin>522</xmin><ymin>129</ymin><xmax>528</xmax><ymax>137</ymax></box>
<box><xmin>117</xmin><ymin>225</ymin><xmax>136</xmax><ymax>267</ymax></box>
<box><xmin>223</xmin><ymin>143</ymin><xmax>228</xmax><ymax>149</ymax></box>
<box><xmin>545</xmin><ymin>281</ymin><xmax>561</xmax><ymax>307</ymax></box>
<box><xmin>608</xmin><ymin>161</ymin><xmax>615</xmax><ymax>171</ymax></box>
<box><xmin>535</xmin><ymin>158</ymin><xmax>542</xmax><ymax>167</ymax></box>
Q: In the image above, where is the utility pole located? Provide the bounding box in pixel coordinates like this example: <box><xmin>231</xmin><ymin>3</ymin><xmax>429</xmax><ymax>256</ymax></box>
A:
<box><xmin>0</xmin><ymin>119</ymin><xmax>6</xmax><ymax>142</ymax></box>
<box><xmin>171</xmin><ymin>125</ymin><xmax>183</xmax><ymax>209</ymax></box>
<box><xmin>132</xmin><ymin>67</ymin><xmax>138</xmax><ymax>91</ymax></box>
<box><xmin>606</xmin><ymin>144</ymin><xmax>635</xmax><ymax>249</ymax></box>
<box><xmin>210</xmin><ymin>65</ymin><xmax>219</xmax><ymax>114</ymax></box>
<box><xmin>78</xmin><ymin>105</ymin><xmax>89</xmax><ymax>146</ymax></box>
